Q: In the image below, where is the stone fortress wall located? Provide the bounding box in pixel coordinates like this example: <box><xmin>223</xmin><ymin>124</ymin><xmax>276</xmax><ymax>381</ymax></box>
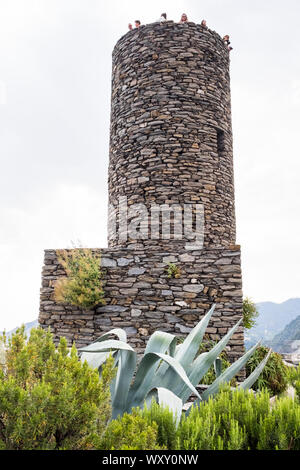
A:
<box><xmin>39</xmin><ymin>21</ymin><xmax>244</xmax><ymax>364</ymax></box>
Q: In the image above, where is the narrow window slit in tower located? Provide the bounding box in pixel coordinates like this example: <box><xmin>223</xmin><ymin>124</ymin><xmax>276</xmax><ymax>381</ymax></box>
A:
<box><xmin>217</xmin><ymin>129</ymin><xmax>225</xmax><ymax>155</ymax></box>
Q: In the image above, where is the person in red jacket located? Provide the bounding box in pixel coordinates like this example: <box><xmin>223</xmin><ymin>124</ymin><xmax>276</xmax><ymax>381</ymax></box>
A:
<box><xmin>180</xmin><ymin>13</ymin><xmax>188</xmax><ymax>23</ymax></box>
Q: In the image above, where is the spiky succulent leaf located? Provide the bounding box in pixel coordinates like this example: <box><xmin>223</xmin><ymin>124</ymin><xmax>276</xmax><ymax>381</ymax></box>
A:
<box><xmin>214</xmin><ymin>357</ymin><xmax>222</xmax><ymax>378</ymax></box>
<box><xmin>174</xmin><ymin>318</ymin><xmax>243</xmax><ymax>403</ymax></box>
<box><xmin>199</xmin><ymin>341</ymin><xmax>261</xmax><ymax>402</ymax></box>
<box><xmin>153</xmin><ymin>305</ymin><xmax>216</xmax><ymax>390</ymax></box>
<box><xmin>145</xmin><ymin>388</ymin><xmax>182</xmax><ymax>427</ymax></box>
<box><xmin>145</xmin><ymin>331</ymin><xmax>177</xmax><ymax>356</ymax></box>
<box><xmin>79</xmin><ymin>339</ymin><xmax>134</xmax><ymax>354</ymax></box>
<box><xmin>175</xmin><ymin>304</ymin><xmax>216</xmax><ymax>367</ymax></box>
<box><xmin>111</xmin><ymin>349</ymin><xmax>136</xmax><ymax>419</ymax></box>
<box><xmin>128</xmin><ymin>352</ymin><xmax>200</xmax><ymax>411</ymax></box>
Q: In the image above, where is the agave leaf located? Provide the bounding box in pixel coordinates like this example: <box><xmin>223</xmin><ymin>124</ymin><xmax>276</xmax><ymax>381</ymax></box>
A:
<box><xmin>79</xmin><ymin>328</ymin><xmax>127</xmax><ymax>348</ymax></box>
<box><xmin>92</xmin><ymin>328</ymin><xmax>127</xmax><ymax>344</ymax></box>
<box><xmin>111</xmin><ymin>349</ymin><xmax>136</xmax><ymax>419</ymax></box>
<box><xmin>128</xmin><ymin>352</ymin><xmax>200</xmax><ymax>411</ymax></box>
<box><xmin>80</xmin><ymin>350</ymin><xmax>117</xmax><ymax>371</ymax></box>
<box><xmin>238</xmin><ymin>349</ymin><xmax>272</xmax><ymax>391</ymax></box>
<box><xmin>157</xmin><ymin>387</ymin><xmax>182</xmax><ymax>427</ymax></box>
<box><xmin>145</xmin><ymin>331</ymin><xmax>177</xmax><ymax>356</ymax></box>
<box><xmin>173</xmin><ymin>318</ymin><xmax>243</xmax><ymax>403</ymax></box>
<box><xmin>199</xmin><ymin>341</ymin><xmax>261</xmax><ymax>402</ymax></box>
<box><xmin>153</xmin><ymin>304</ymin><xmax>216</xmax><ymax>389</ymax></box>
<box><xmin>214</xmin><ymin>357</ymin><xmax>222</xmax><ymax>378</ymax></box>
<box><xmin>78</xmin><ymin>339</ymin><xmax>134</xmax><ymax>354</ymax></box>
<box><xmin>145</xmin><ymin>387</ymin><xmax>182</xmax><ymax>427</ymax></box>
<box><xmin>175</xmin><ymin>304</ymin><xmax>216</xmax><ymax>367</ymax></box>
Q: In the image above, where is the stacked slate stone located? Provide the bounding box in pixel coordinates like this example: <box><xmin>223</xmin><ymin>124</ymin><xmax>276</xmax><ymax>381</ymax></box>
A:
<box><xmin>39</xmin><ymin>21</ymin><xmax>244</xmax><ymax>368</ymax></box>
<box><xmin>108</xmin><ymin>21</ymin><xmax>235</xmax><ymax>249</ymax></box>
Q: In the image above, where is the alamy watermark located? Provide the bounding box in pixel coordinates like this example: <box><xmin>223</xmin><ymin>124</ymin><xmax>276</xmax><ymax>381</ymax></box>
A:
<box><xmin>108</xmin><ymin>197</ymin><xmax>205</xmax><ymax>250</ymax></box>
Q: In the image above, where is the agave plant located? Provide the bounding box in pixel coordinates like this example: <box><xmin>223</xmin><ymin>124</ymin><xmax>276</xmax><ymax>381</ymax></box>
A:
<box><xmin>79</xmin><ymin>305</ymin><xmax>271</xmax><ymax>421</ymax></box>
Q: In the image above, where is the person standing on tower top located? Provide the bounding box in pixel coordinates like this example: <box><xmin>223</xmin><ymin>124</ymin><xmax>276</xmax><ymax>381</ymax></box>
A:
<box><xmin>223</xmin><ymin>35</ymin><xmax>233</xmax><ymax>51</ymax></box>
<box><xmin>180</xmin><ymin>13</ymin><xmax>188</xmax><ymax>23</ymax></box>
<box><xmin>201</xmin><ymin>19</ymin><xmax>208</xmax><ymax>29</ymax></box>
<box><xmin>158</xmin><ymin>13</ymin><xmax>167</xmax><ymax>22</ymax></box>
<box><xmin>135</xmin><ymin>20</ymin><xmax>141</xmax><ymax>28</ymax></box>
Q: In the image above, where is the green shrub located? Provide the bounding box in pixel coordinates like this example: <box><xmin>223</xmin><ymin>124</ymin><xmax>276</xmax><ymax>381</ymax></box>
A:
<box><xmin>246</xmin><ymin>345</ymin><xmax>289</xmax><ymax>396</ymax></box>
<box><xmin>243</xmin><ymin>297</ymin><xmax>259</xmax><ymax>330</ymax></box>
<box><xmin>99</xmin><ymin>409</ymin><xmax>162</xmax><ymax>450</ymax></box>
<box><xmin>0</xmin><ymin>327</ymin><xmax>115</xmax><ymax>450</ymax></box>
<box><xmin>54</xmin><ymin>248</ymin><xmax>105</xmax><ymax>309</ymax></box>
<box><xmin>287</xmin><ymin>364</ymin><xmax>300</xmax><ymax>401</ymax></box>
<box><xmin>141</xmin><ymin>386</ymin><xmax>300</xmax><ymax>450</ymax></box>
<box><xmin>141</xmin><ymin>401</ymin><xmax>178</xmax><ymax>450</ymax></box>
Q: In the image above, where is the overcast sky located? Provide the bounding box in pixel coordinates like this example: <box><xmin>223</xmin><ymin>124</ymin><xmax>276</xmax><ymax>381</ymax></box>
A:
<box><xmin>0</xmin><ymin>0</ymin><xmax>299</xmax><ymax>331</ymax></box>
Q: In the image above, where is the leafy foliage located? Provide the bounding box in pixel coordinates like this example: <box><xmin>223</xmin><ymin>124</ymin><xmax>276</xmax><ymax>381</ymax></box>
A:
<box><xmin>80</xmin><ymin>305</ymin><xmax>270</xmax><ymax>420</ymax></box>
<box><xmin>287</xmin><ymin>365</ymin><xmax>300</xmax><ymax>401</ymax></box>
<box><xmin>141</xmin><ymin>400</ymin><xmax>178</xmax><ymax>450</ymax></box>
<box><xmin>141</xmin><ymin>386</ymin><xmax>300</xmax><ymax>450</ymax></box>
<box><xmin>0</xmin><ymin>327</ymin><xmax>115</xmax><ymax>450</ymax></box>
<box><xmin>100</xmin><ymin>409</ymin><xmax>162</xmax><ymax>450</ymax></box>
<box><xmin>243</xmin><ymin>297</ymin><xmax>259</xmax><ymax>330</ymax></box>
<box><xmin>54</xmin><ymin>248</ymin><xmax>105</xmax><ymax>309</ymax></box>
<box><xmin>246</xmin><ymin>345</ymin><xmax>289</xmax><ymax>396</ymax></box>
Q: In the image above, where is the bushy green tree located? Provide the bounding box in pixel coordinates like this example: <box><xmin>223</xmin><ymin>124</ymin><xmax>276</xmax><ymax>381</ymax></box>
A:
<box><xmin>246</xmin><ymin>345</ymin><xmax>289</xmax><ymax>396</ymax></box>
<box><xmin>243</xmin><ymin>297</ymin><xmax>259</xmax><ymax>330</ymax></box>
<box><xmin>0</xmin><ymin>327</ymin><xmax>115</xmax><ymax>450</ymax></box>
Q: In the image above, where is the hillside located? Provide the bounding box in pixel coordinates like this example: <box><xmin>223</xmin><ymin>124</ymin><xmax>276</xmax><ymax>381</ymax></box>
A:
<box><xmin>268</xmin><ymin>315</ymin><xmax>300</xmax><ymax>353</ymax></box>
<box><xmin>1</xmin><ymin>319</ymin><xmax>38</xmax><ymax>339</ymax></box>
<box><xmin>245</xmin><ymin>298</ymin><xmax>300</xmax><ymax>348</ymax></box>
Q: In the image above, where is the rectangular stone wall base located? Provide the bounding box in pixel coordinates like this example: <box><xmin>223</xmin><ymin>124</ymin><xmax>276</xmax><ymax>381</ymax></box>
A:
<box><xmin>39</xmin><ymin>245</ymin><xmax>244</xmax><ymax>372</ymax></box>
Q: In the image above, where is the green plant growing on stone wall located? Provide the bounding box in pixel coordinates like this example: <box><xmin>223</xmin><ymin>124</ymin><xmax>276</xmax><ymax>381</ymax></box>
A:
<box><xmin>79</xmin><ymin>305</ymin><xmax>271</xmax><ymax>421</ymax></box>
<box><xmin>54</xmin><ymin>248</ymin><xmax>105</xmax><ymax>309</ymax></box>
<box><xmin>243</xmin><ymin>297</ymin><xmax>259</xmax><ymax>330</ymax></box>
<box><xmin>166</xmin><ymin>263</ymin><xmax>181</xmax><ymax>279</ymax></box>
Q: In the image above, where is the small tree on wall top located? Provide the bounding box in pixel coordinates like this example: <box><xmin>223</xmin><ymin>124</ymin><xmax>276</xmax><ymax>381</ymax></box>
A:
<box><xmin>243</xmin><ymin>297</ymin><xmax>259</xmax><ymax>330</ymax></box>
<box><xmin>54</xmin><ymin>248</ymin><xmax>105</xmax><ymax>309</ymax></box>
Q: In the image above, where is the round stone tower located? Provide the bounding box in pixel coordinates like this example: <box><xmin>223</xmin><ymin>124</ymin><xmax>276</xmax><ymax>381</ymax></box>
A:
<box><xmin>108</xmin><ymin>21</ymin><xmax>236</xmax><ymax>249</ymax></box>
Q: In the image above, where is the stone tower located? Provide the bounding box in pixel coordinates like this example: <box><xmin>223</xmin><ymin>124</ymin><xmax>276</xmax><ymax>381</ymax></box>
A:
<box><xmin>108</xmin><ymin>21</ymin><xmax>236</xmax><ymax>249</ymax></box>
<box><xmin>39</xmin><ymin>21</ymin><xmax>244</xmax><ymax>364</ymax></box>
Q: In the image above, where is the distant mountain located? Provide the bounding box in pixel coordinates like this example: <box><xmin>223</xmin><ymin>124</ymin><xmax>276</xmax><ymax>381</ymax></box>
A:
<box><xmin>1</xmin><ymin>319</ymin><xmax>38</xmax><ymax>339</ymax></box>
<box><xmin>244</xmin><ymin>298</ymin><xmax>300</xmax><ymax>349</ymax></box>
<box><xmin>268</xmin><ymin>315</ymin><xmax>300</xmax><ymax>354</ymax></box>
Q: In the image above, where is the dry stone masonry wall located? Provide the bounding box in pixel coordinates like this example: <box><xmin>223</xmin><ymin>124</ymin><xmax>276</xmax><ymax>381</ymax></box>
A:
<box><xmin>39</xmin><ymin>21</ymin><xmax>244</xmax><ymax>365</ymax></box>
<box><xmin>108</xmin><ymin>21</ymin><xmax>236</xmax><ymax>249</ymax></box>
<box><xmin>40</xmin><ymin>245</ymin><xmax>243</xmax><ymax>363</ymax></box>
